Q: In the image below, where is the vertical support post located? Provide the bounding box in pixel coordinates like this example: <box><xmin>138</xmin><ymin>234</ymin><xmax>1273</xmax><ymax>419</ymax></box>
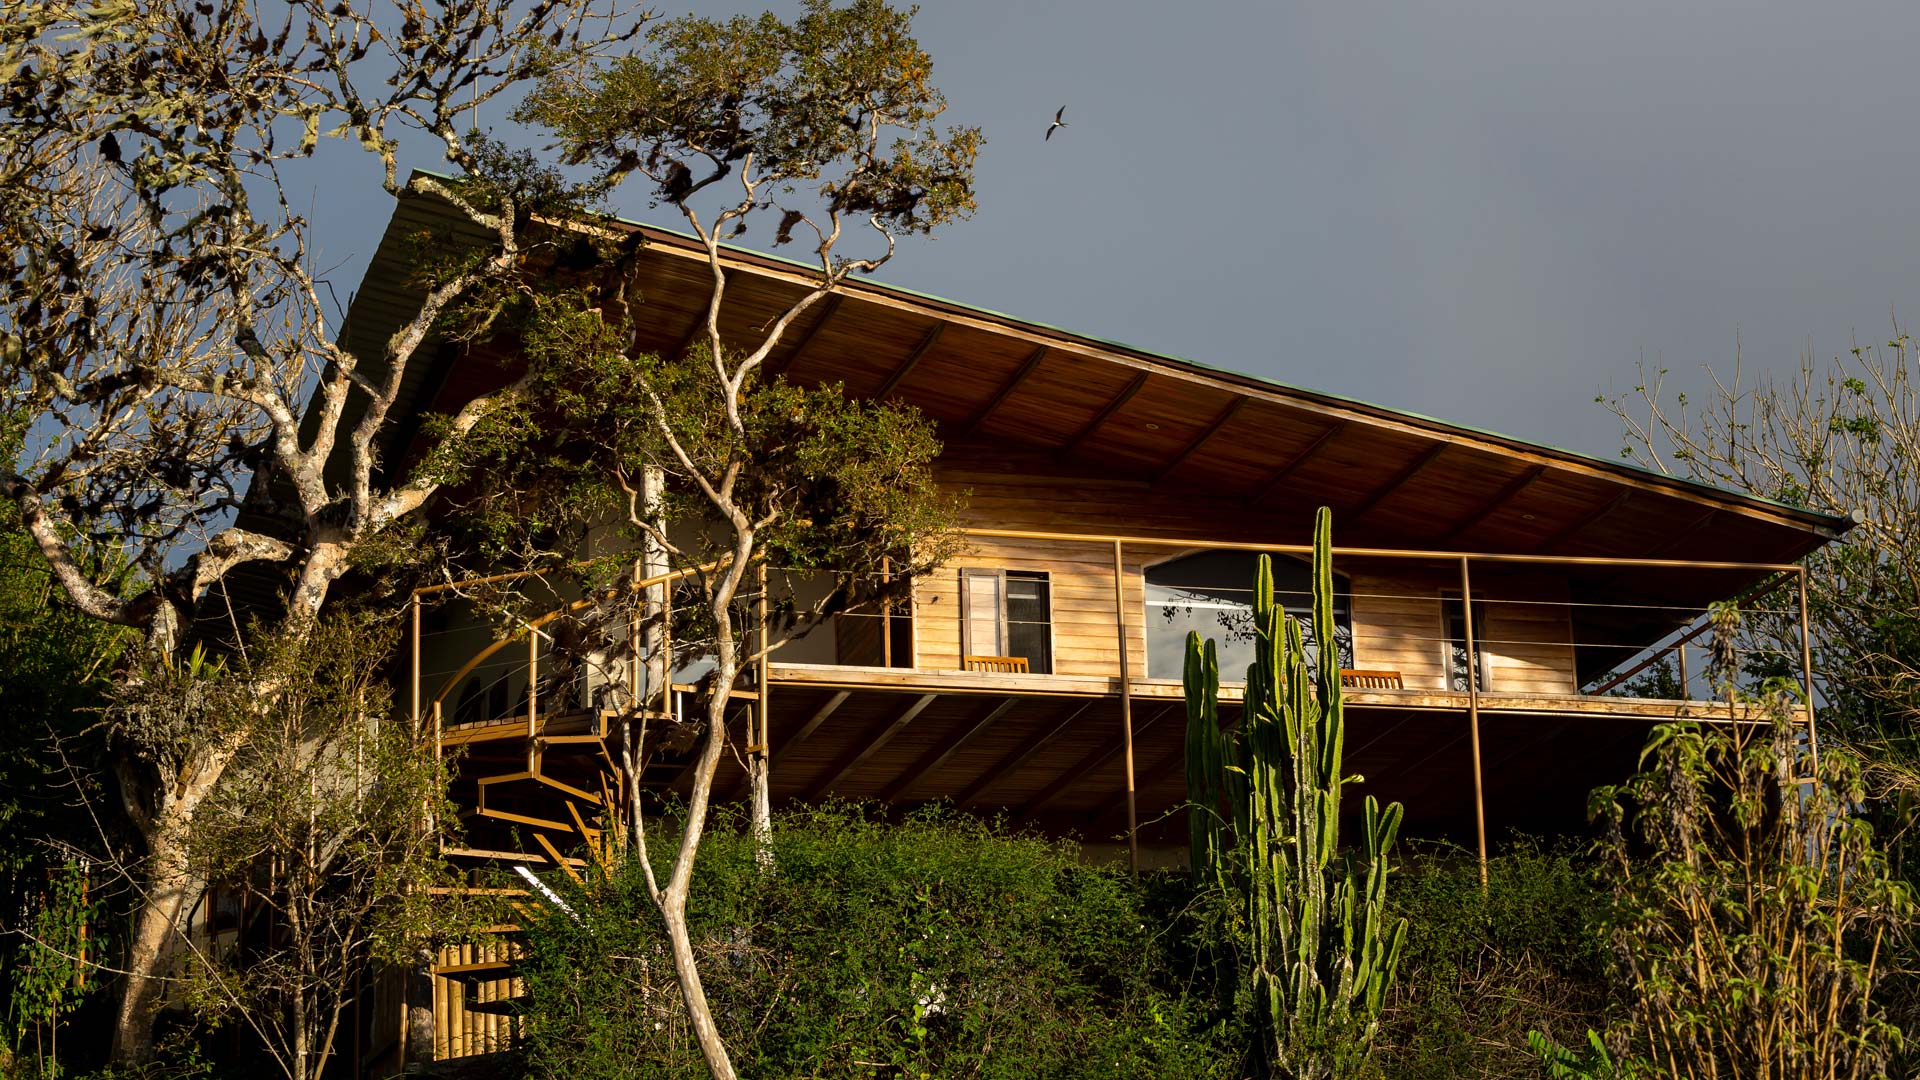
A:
<box><xmin>1113</xmin><ymin>540</ymin><xmax>1139</xmax><ymax>876</ymax></box>
<box><xmin>1460</xmin><ymin>556</ymin><xmax>1488</xmax><ymax>888</ymax></box>
<box><xmin>410</xmin><ymin>593</ymin><xmax>422</xmax><ymax>735</ymax></box>
<box><xmin>1676</xmin><ymin>636</ymin><xmax>1689</xmax><ymax>701</ymax></box>
<box><xmin>1799</xmin><ymin>566</ymin><xmax>1819</xmax><ymax>776</ymax></box>
<box><xmin>755</xmin><ymin>562</ymin><xmax>772</xmax><ymax>803</ymax></box>
<box><xmin>527</xmin><ymin>630</ymin><xmax>538</xmax><ymax>741</ymax></box>
<box><xmin>880</xmin><ymin>556</ymin><xmax>893</xmax><ymax>669</ymax></box>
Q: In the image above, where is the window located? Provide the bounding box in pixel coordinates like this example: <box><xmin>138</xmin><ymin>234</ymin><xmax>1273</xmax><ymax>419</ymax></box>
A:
<box><xmin>1441</xmin><ymin>591</ymin><xmax>1490</xmax><ymax>692</ymax></box>
<box><xmin>1143</xmin><ymin>551</ymin><xmax>1353</xmax><ymax>680</ymax></box>
<box><xmin>961</xmin><ymin>569</ymin><xmax>1052</xmax><ymax>674</ymax></box>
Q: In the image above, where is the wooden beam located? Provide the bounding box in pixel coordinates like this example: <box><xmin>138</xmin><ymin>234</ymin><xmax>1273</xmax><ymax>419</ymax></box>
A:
<box><xmin>875</xmin><ymin>323</ymin><xmax>945</xmax><ymax>399</ymax></box>
<box><xmin>1250</xmin><ymin>421</ymin><xmax>1347</xmax><ymax>503</ymax></box>
<box><xmin>804</xmin><ymin>694</ymin><xmax>937</xmax><ymax>800</ymax></box>
<box><xmin>1057</xmin><ymin>373</ymin><xmax>1148</xmax><ymax>459</ymax></box>
<box><xmin>1436</xmin><ymin>464</ymin><xmax>1547</xmax><ymax>544</ymax></box>
<box><xmin>1344</xmin><ymin>442</ymin><xmax>1449</xmax><ymax>523</ymax></box>
<box><xmin>764</xmin><ymin>293</ymin><xmax>842</xmax><ymax>378</ymax></box>
<box><xmin>957</xmin><ymin>345</ymin><xmax>1048</xmax><ymax>439</ymax></box>
<box><xmin>769</xmin><ymin>690</ymin><xmax>851</xmax><ymax>768</ymax></box>
<box><xmin>1534</xmin><ymin>490</ymin><xmax>1633</xmax><ymax>553</ymax></box>
<box><xmin>1152</xmin><ymin>398</ymin><xmax>1245</xmax><ymax>484</ymax></box>
<box><xmin>875</xmin><ymin>698</ymin><xmax>1019</xmax><ymax>803</ymax></box>
<box><xmin>1017</xmin><ymin>704</ymin><xmax>1177</xmax><ymax>819</ymax></box>
<box><xmin>953</xmin><ymin>700</ymin><xmax>1094</xmax><ymax>807</ymax></box>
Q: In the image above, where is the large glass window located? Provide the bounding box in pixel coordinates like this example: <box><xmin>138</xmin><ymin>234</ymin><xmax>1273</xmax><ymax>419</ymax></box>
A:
<box><xmin>1144</xmin><ymin>551</ymin><xmax>1353</xmax><ymax>680</ymax></box>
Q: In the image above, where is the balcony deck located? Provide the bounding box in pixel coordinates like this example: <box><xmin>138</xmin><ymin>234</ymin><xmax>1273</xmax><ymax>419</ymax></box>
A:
<box><xmin>767</xmin><ymin>661</ymin><xmax>1792</xmax><ymax>723</ymax></box>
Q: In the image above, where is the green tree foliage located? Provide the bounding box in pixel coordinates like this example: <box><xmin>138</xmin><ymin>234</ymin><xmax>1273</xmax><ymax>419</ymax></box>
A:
<box><xmin>1</xmin><ymin>0</ymin><xmax>640</xmax><ymax>1063</ymax></box>
<box><xmin>1184</xmin><ymin>507</ymin><xmax>1408</xmax><ymax>1079</ymax></box>
<box><xmin>1536</xmin><ymin>684</ymin><xmax>1913</xmax><ymax>1079</ymax></box>
<box><xmin>515</xmin><ymin>806</ymin><xmax>1226</xmax><ymax>1080</ymax></box>
<box><xmin>107</xmin><ymin>613</ymin><xmax>477</xmax><ymax>1080</ymax></box>
<box><xmin>1</xmin><ymin>423</ymin><xmax>129</xmax><ymax>1077</ymax></box>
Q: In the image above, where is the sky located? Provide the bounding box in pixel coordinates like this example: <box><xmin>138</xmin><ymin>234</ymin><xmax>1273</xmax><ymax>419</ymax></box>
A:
<box><xmin>310</xmin><ymin>0</ymin><xmax>1920</xmax><ymax>461</ymax></box>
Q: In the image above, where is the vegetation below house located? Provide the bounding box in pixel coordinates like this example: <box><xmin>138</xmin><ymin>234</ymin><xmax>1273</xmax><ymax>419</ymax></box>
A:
<box><xmin>513</xmin><ymin>805</ymin><xmax>1611</xmax><ymax>1080</ymax></box>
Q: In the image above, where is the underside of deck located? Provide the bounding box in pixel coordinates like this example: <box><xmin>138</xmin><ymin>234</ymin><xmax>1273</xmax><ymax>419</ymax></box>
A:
<box><xmin>443</xmin><ymin>664</ymin><xmax>1786</xmax><ymax>868</ymax></box>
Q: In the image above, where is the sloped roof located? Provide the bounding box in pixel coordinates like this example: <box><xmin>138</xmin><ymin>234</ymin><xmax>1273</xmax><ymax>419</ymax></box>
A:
<box><xmin>348</xmin><ymin>180</ymin><xmax>1849</xmax><ymax>568</ymax></box>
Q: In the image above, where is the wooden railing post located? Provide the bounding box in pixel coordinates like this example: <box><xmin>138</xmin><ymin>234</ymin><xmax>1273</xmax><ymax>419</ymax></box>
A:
<box><xmin>410</xmin><ymin>593</ymin><xmax>421</xmax><ymax>736</ymax></box>
<box><xmin>1114</xmin><ymin>540</ymin><xmax>1138</xmax><ymax>876</ymax></box>
<box><xmin>1460</xmin><ymin>556</ymin><xmax>1488</xmax><ymax>888</ymax></box>
<box><xmin>1799</xmin><ymin>566</ymin><xmax>1819</xmax><ymax>776</ymax></box>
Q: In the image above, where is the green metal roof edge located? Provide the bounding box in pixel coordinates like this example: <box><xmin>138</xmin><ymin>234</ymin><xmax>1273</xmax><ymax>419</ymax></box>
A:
<box><xmin>404</xmin><ymin>170</ymin><xmax>1850</xmax><ymax>533</ymax></box>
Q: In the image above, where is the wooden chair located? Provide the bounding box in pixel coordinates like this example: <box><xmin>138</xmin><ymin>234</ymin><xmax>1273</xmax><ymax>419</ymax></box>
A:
<box><xmin>964</xmin><ymin>655</ymin><xmax>1030</xmax><ymax>674</ymax></box>
<box><xmin>1340</xmin><ymin>669</ymin><xmax>1404</xmax><ymax>690</ymax></box>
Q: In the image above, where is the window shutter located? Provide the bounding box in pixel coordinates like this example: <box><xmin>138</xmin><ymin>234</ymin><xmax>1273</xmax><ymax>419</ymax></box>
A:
<box><xmin>961</xmin><ymin>568</ymin><xmax>1005</xmax><ymax>657</ymax></box>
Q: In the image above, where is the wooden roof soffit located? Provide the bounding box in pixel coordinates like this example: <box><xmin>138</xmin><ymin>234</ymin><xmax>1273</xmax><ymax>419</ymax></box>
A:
<box><xmin>952</xmin><ymin>700</ymin><xmax>1094</xmax><ymax>806</ymax></box>
<box><xmin>1057</xmin><ymin>372</ymin><xmax>1149</xmax><ymax>459</ymax></box>
<box><xmin>875</xmin><ymin>322</ymin><xmax>946</xmax><ymax>399</ymax></box>
<box><xmin>663</xmin><ymin>308</ymin><xmax>706</xmax><ymax>363</ymax></box>
<box><xmin>1343</xmin><ymin>442</ymin><xmax>1450</xmax><ymax>524</ymax></box>
<box><xmin>1152</xmin><ymin>398</ymin><xmax>1247</xmax><ymax>484</ymax></box>
<box><xmin>875</xmin><ymin>697</ymin><xmax>1019</xmax><ymax>803</ymax></box>
<box><xmin>1250</xmin><ymin>421</ymin><xmax>1349</xmax><ymax>504</ymax></box>
<box><xmin>804</xmin><ymin>693</ymin><xmax>937</xmax><ymax>800</ymax></box>
<box><xmin>1436</xmin><ymin>464</ymin><xmax>1548</xmax><ymax>544</ymax></box>
<box><xmin>956</xmin><ymin>345</ymin><xmax>1048</xmax><ymax>439</ymax></box>
<box><xmin>764</xmin><ymin>293</ymin><xmax>843</xmax><ymax>379</ymax></box>
<box><xmin>1642</xmin><ymin>508</ymin><xmax>1719</xmax><ymax>560</ymax></box>
<box><xmin>1534</xmin><ymin>489</ymin><xmax>1633</xmax><ymax>553</ymax></box>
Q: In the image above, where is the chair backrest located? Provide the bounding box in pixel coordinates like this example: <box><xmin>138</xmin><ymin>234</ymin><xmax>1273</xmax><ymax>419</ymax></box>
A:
<box><xmin>1339</xmin><ymin>668</ymin><xmax>1404</xmax><ymax>690</ymax></box>
<box><xmin>964</xmin><ymin>654</ymin><xmax>1031</xmax><ymax>674</ymax></box>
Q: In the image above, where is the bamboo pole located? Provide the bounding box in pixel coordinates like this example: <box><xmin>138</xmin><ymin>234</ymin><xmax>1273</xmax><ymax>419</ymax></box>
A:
<box><xmin>1114</xmin><ymin>540</ymin><xmax>1139</xmax><ymax>876</ymax></box>
<box><xmin>1460</xmin><ymin>556</ymin><xmax>1488</xmax><ymax>888</ymax></box>
<box><xmin>1799</xmin><ymin>567</ymin><xmax>1819</xmax><ymax>776</ymax></box>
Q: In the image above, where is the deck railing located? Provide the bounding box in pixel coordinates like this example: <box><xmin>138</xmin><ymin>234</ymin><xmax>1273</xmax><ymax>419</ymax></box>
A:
<box><xmin>405</xmin><ymin>531</ymin><xmax>1816</xmax><ymax>877</ymax></box>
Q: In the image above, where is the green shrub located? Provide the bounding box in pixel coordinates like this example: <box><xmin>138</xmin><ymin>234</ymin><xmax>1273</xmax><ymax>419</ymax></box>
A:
<box><xmin>516</xmin><ymin>805</ymin><xmax>1228</xmax><ymax>1080</ymax></box>
<box><xmin>1374</xmin><ymin>839</ymin><xmax>1609</xmax><ymax>1080</ymax></box>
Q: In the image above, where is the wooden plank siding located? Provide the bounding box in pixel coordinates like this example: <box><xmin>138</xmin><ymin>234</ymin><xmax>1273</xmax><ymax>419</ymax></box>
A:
<box><xmin>911</xmin><ymin>454</ymin><xmax>1583</xmax><ymax>694</ymax></box>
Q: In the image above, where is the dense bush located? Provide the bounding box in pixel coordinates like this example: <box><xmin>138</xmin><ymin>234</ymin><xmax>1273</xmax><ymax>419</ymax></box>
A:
<box><xmin>1375</xmin><ymin>839</ymin><xmax>1609</xmax><ymax>1080</ymax></box>
<box><xmin>515</xmin><ymin>806</ymin><xmax>1227</xmax><ymax>1080</ymax></box>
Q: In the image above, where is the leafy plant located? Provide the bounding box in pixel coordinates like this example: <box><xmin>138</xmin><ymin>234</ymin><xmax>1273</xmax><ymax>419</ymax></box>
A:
<box><xmin>514</xmin><ymin>805</ymin><xmax>1226</xmax><ymax>1080</ymax></box>
<box><xmin>1534</xmin><ymin>680</ymin><xmax>1912</xmax><ymax>1080</ymax></box>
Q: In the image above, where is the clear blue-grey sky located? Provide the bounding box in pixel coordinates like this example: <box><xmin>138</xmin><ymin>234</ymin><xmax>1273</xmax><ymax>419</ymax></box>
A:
<box><xmin>316</xmin><ymin>0</ymin><xmax>1920</xmax><ymax>459</ymax></box>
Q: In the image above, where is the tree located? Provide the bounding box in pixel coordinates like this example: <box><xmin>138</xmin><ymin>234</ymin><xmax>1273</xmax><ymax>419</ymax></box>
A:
<box><xmin>1</xmin><ymin>0</ymin><xmax>642</xmax><ymax>1063</ymax></box>
<box><xmin>446</xmin><ymin>5</ymin><xmax>980</xmax><ymax>1075</ymax></box>
<box><xmin>1605</xmin><ymin>340</ymin><xmax>1920</xmax><ymax>751</ymax></box>
<box><xmin>109</xmin><ymin>613</ymin><xmax>472</xmax><ymax>1080</ymax></box>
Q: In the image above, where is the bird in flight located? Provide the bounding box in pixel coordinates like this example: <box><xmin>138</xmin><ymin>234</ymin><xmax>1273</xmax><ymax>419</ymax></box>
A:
<box><xmin>1045</xmin><ymin>106</ymin><xmax>1068</xmax><ymax>141</ymax></box>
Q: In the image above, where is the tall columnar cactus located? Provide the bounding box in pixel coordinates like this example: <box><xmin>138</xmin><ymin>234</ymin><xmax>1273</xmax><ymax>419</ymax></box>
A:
<box><xmin>1184</xmin><ymin>507</ymin><xmax>1408</xmax><ymax>1079</ymax></box>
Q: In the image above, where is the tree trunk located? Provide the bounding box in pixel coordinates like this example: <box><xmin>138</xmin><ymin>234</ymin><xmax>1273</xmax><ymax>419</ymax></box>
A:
<box><xmin>658</xmin><ymin>620</ymin><xmax>739</xmax><ymax>1080</ymax></box>
<box><xmin>111</xmin><ymin>818</ymin><xmax>200</xmax><ymax>1065</ymax></box>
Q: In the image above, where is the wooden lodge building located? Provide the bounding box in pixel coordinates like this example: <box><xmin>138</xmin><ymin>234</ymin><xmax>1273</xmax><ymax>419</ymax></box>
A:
<box><xmin>324</xmin><ymin>189</ymin><xmax>1846</xmax><ymax>1063</ymax></box>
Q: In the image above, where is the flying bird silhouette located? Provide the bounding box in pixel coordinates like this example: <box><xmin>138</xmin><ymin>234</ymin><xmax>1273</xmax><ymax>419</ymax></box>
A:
<box><xmin>1044</xmin><ymin>106</ymin><xmax>1067</xmax><ymax>141</ymax></box>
